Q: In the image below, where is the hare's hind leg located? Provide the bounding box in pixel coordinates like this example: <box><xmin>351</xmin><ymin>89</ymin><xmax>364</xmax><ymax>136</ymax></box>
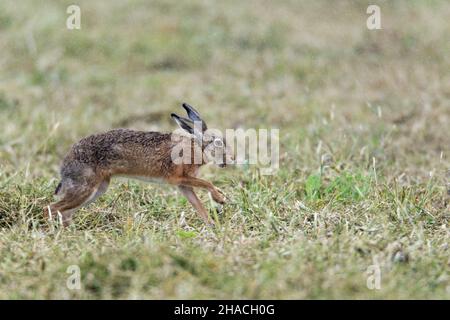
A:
<box><xmin>44</xmin><ymin>178</ymin><xmax>110</xmax><ymax>227</ymax></box>
<box><xmin>83</xmin><ymin>178</ymin><xmax>110</xmax><ymax>206</ymax></box>
<box><xmin>178</xmin><ymin>186</ymin><xmax>213</xmax><ymax>225</ymax></box>
<box><xmin>45</xmin><ymin>186</ymin><xmax>96</xmax><ymax>226</ymax></box>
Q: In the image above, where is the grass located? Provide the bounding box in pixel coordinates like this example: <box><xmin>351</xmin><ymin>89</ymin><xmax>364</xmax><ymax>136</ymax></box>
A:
<box><xmin>0</xmin><ymin>0</ymin><xmax>449</xmax><ymax>299</ymax></box>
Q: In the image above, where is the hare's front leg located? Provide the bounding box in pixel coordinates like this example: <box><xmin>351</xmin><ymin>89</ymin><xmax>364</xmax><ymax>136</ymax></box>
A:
<box><xmin>173</xmin><ymin>176</ymin><xmax>226</xmax><ymax>204</ymax></box>
<box><xmin>178</xmin><ymin>186</ymin><xmax>214</xmax><ymax>225</ymax></box>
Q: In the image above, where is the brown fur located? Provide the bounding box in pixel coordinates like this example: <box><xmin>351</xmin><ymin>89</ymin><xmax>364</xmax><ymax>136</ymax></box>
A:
<box><xmin>44</xmin><ymin>104</ymin><xmax>231</xmax><ymax>227</ymax></box>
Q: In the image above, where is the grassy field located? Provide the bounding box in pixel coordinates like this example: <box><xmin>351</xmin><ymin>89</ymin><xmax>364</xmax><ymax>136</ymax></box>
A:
<box><xmin>0</xmin><ymin>0</ymin><xmax>449</xmax><ymax>299</ymax></box>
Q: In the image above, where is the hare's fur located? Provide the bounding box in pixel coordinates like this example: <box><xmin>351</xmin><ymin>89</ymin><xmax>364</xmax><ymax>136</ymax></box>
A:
<box><xmin>44</xmin><ymin>104</ymin><xmax>230</xmax><ymax>226</ymax></box>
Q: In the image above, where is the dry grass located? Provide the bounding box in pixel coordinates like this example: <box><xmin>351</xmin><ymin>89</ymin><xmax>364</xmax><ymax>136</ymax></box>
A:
<box><xmin>0</xmin><ymin>0</ymin><xmax>449</xmax><ymax>299</ymax></box>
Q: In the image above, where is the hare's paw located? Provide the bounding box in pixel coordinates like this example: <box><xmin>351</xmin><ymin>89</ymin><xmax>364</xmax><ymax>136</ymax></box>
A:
<box><xmin>43</xmin><ymin>205</ymin><xmax>55</xmax><ymax>220</ymax></box>
<box><xmin>211</xmin><ymin>188</ymin><xmax>226</xmax><ymax>204</ymax></box>
<box><xmin>206</xmin><ymin>219</ymin><xmax>216</xmax><ymax>227</ymax></box>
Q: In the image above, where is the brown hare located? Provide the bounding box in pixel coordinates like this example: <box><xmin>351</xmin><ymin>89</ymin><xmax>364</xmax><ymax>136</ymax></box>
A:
<box><xmin>44</xmin><ymin>103</ymin><xmax>233</xmax><ymax>226</ymax></box>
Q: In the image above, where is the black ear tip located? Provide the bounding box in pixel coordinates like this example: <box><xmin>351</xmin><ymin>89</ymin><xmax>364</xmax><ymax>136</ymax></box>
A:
<box><xmin>182</xmin><ymin>102</ymin><xmax>201</xmax><ymax>117</ymax></box>
<box><xmin>171</xmin><ymin>113</ymin><xmax>179</xmax><ymax>119</ymax></box>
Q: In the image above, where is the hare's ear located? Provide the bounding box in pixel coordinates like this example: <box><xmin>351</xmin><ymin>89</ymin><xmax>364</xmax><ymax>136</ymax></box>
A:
<box><xmin>171</xmin><ymin>113</ymin><xmax>194</xmax><ymax>134</ymax></box>
<box><xmin>182</xmin><ymin>103</ymin><xmax>207</xmax><ymax>131</ymax></box>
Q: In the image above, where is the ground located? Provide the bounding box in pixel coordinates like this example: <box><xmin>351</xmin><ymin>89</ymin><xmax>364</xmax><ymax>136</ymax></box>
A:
<box><xmin>0</xmin><ymin>0</ymin><xmax>449</xmax><ymax>299</ymax></box>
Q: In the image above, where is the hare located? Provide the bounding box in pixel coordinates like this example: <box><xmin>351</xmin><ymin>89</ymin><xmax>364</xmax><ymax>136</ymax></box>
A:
<box><xmin>44</xmin><ymin>103</ymin><xmax>234</xmax><ymax>226</ymax></box>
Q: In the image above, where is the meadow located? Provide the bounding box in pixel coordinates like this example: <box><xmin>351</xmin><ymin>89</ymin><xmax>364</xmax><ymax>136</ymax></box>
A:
<box><xmin>0</xmin><ymin>0</ymin><xmax>449</xmax><ymax>299</ymax></box>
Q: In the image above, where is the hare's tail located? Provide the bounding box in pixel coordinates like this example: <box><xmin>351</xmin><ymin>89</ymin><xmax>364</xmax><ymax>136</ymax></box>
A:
<box><xmin>54</xmin><ymin>182</ymin><xmax>62</xmax><ymax>195</ymax></box>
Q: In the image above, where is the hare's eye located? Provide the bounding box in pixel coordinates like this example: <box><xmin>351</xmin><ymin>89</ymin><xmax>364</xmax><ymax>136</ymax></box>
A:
<box><xmin>213</xmin><ymin>138</ymin><xmax>224</xmax><ymax>148</ymax></box>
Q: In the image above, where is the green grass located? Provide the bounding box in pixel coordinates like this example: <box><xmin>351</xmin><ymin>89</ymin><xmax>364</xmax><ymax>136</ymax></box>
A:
<box><xmin>0</xmin><ymin>0</ymin><xmax>449</xmax><ymax>299</ymax></box>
